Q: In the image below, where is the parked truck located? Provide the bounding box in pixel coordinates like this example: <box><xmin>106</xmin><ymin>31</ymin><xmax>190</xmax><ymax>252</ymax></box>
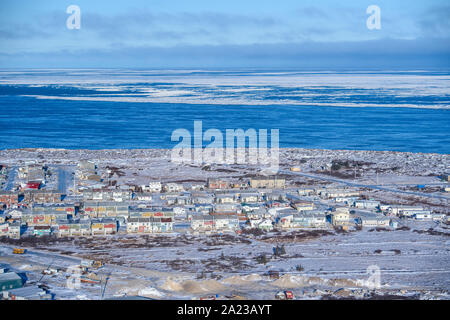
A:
<box><xmin>275</xmin><ymin>290</ymin><xmax>294</xmax><ymax>300</ymax></box>
<box><xmin>80</xmin><ymin>259</ymin><xmax>103</xmax><ymax>270</ymax></box>
<box><xmin>12</xmin><ymin>248</ymin><xmax>26</xmax><ymax>254</ymax></box>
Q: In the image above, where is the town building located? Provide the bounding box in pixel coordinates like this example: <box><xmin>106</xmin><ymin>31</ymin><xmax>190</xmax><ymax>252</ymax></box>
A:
<box><xmin>0</xmin><ymin>272</ymin><xmax>23</xmax><ymax>291</ymax></box>
<box><xmin>90</xmin><ymin>218</ymin><xmax>118</xmax><ymax>235</ymax></box>
<box><xmin>23</xmin><ymin>190</ymin><xmax>61</xmax><ymax>204</ymax></box>
<box><xmin>83</xmin><ymin>201</ymin><xmax>129</xmax><ymax>219</ymax></box>
<box><xmin>249</xmin><ymin>177</ymin><xmax>285</xmax><ymax>189</ymax></box>
<box><xmin>207</xmin><ymin>178</ymin><xmax>229</xmax><ymax>190</ymax></box>
<box><xmin>0</xmin><ymin>191</ymin><xmax>19</xmax><ymax>208</ymax></box>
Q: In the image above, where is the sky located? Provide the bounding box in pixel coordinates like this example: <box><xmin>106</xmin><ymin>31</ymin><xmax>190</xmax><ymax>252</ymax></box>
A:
<box><xmin>0</xmin><ymin>0</ymin><xmax>449</xmax><ymax>69</ymax></box>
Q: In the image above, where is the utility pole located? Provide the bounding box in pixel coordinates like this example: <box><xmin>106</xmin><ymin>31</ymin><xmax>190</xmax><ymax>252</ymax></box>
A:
<box><xmin>101</xmin><ymin>273</ymin><xmax>110</xmax><ymax>299</ymax></box>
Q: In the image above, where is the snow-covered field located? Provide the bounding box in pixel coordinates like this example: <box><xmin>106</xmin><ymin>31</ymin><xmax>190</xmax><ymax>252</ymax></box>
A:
<box><xmin>0</xmin><ymin>147</ymin><xmax>448</xmax><ymax>299</ymax></box>
<box><xmin>1</xmin><ymin>220</ymin><xmax>449</xmax><ymax>300</ymax></box>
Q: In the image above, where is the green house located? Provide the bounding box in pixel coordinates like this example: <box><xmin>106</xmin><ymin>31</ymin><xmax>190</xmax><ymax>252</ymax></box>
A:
<box><xmin>0</xmin><ymin>272</ymin><xmax>24</xmax><ymax>291</ymax></box>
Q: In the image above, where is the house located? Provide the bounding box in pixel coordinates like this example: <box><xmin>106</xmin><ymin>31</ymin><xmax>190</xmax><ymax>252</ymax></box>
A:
<box><xmin>163</xmin><ymin>194</ymin><xmax>180</xmax><ymax>205</ymax></box>
<box><xmin>257</xmin><ymin>219</ymin><xmax>273</xmax><ymax>231</ymax></box>
<box><xmin>163</xmin><ymin>183</ymin><xmax>184</xmax><ymax>193</ymax></box>
<box><xmin>22</xmin><ymin>210</ymin><xmax>70</xmax><ymax>226</ymax></box>
<box><xmin>7</xmin><ymin>209</ymin><xmax>26</xmax><ymax>220</ymax></box>
<box><xmin>78</xmin><ymin>160</ymin><xmax>96</xmax><ymax>171</ymax></box>
<box><xmin>91</xmin><ymin>218</ymin><xmax>118</xmax><ymax>235</ymax></box>
<box><xmin>32</xmin><ymin>204</ymin><xmax>76</xmax><ymax>216</ymax></box>
<box><xmin>216</xmin><ymin>194</ymin><xmax>236</xmax><ymax>204</ymax></box>
<box><xmin>3</xmin><ymin>286</ymin><xmax>52</xmax><ymax>300</ymax></box>
<box><xmin>23</xmin><ymin>190</ymin><xmax>61</xmax><ymax>204</ymax></box>
<box><xmin>240</xmin><ymin>192</ymin><xmax>260</xmax><ymax>203</ymax></box>
<box><xmin>297</xmin><ymin>188</ymin><xmax>315</xmax><ymax>196</ymax></box>
<box><xmin>292</xmin><ymin>201</ymin><xmax>315</xmax><ymax>212</ymax></box>
<box><xmin>321</xmin><ymin>188</ymin><xmax>360</xmax><ymax>199</ymax></box>
<box><xmin>133</xmin><ymin>193</ymin><xmax>153</xmax><ymax>201</ymax></box>
<box><xmin>189</xmin><ymin>183</ymin><xmax>206</xmax><ymax>191</ymax></box>
<box><xmin>7</xmin><ymin>222</ymin><xmax>21</xmax><ymax>239</ymax></box>
<box><xmin>390</xmin><ymin>219</ymin><xmax>399</xmax><ymax>229</ymax></box>
<box><xmin>389</xmin><ymin>206</ymin><xmax>426</xmax><ymax>217</ymax></box>
<box><xmin>80</xmin><ymin>173</ymin><xmax>102</xmax><ymax>182</ymax></box>
<box><xmin>175</xmin><ymin>196</ymin><xmax>190</xmax><ymax>205</ymax></box>
<box><xmin>0</xmin><ymin>212</ymin><xmax>7</xmax><ymax>224</ymax></box>
<box><xmin>288</xmin><ymin>211</ymin><xmax>327</xmax><ymax>229</ymax></box>
<box><xmin>331</xmin><ymin>209</ymin><xmax>351</xmax><ymax>227</ymax></box>
<box><xmin>190</xmin><ymin>215</ymin><xmax>215</xmax><ymax>231</ymax></box>
<box><xmin>214</xmin><ymin>215</ymin><xmax>239</xmax><ymax>231</ymax></box>
<box><xmin>231</xmin><ymin>182</ymin><xmax>249</xmax><ymax>189</ymax></box>
<box><xmin>191</xmin><ymin>215</ymin><xmax>238</xmax><ymax>232</ymax></box>
<box><xmin>276</xmin><ymin>211</ymin><xmax>295</xmax><ymax>228</ymax></box>
<box><xmin>127</xmin><ymin>216</ymin><xmax>173</xmax><ymax>233</ymax></box>
<box><xmin>0</xmin><ymin>223</ymin><xmax>8</xmax><ymax>236</ymax></box>
<box><xmin>0</xmin><ymin>263</ymin><xmax>10</xmax><ymax>273</ymax></box>
<box><xmin>431</xmin><ymin>214</ymin><xmax>446</xmax><ymax>221</ymax></box>
<box><xmin>248</xmin><ymin>217</ymin><xmax>263</xmax><ymax>228</ymax></box>
<box><xmin>213</xmin><ymin>203</ymin><xmax>240</xmax><ymax>215</ymax></box>
<box><xmin>56</xmin><ymin>219</ymin><xmax>91</xmax><ymax>237</ymax></box>
<box><xmin>0</xmin><ymin>272</ymin><xmax>24</xmax><ymax>292</ymax></box>
<box><xmin>24</xmin><ymin>181</ymin><xmax>41</xmax><ymax>190</ymax></box>
<box><xmin>141</xmin><ymin>182</ymin><xmax>162</xmax><ymax>193</ymax></box>
<box><xmin>150</xmin><ymin>217</ymin><xmax>172</xmax><ymax>233</ymax></box>
<box><xmin>265</xmin><ymin>192</ymin><xmax>287</xmax><ymax>201</ymax></box>
<box><xmin>356</xmin><ymin>213</ymin><xmax>390</xmax><ymax>228</ymax></box>
<box><xmin>414</xmin><ymin>212</ymin><xmax>433</xmax><ymax>221</ymax></box>
<box><xmin>242</xmin><ymin>204</ymin><xmax>264</xmax><ymax>214</ymax></box>
<box><xmin>129</xmin><ymin>207</ymin><xmax>174</xmax><ymax>219</ymax></box>
<box><xmin>82</xmin><ymin>189</ymin><xmax>131</xmax><ymax>202</ymax></box>
<box><xmin>33</xmin><ymin>225</ymin><xmax>52</xmax><ymax>237</ymax></box>
<box><xmin>194</xmin><ymin>204</ymin><xmax>213</xmax><ymax>215</ymax></box>
<box><xmin>127</xmin><ymin>217</ymin><xmax>153</xmax><ymax>234</ymax></box>
<box><xmin>192</xmin><ymin>194</ymin><xmax>214</xmax><ymax>204</ymax></box>
<box><xmin>334</xmin><ymin>197</ymin><xmax>360</xmax><ymax>205</ymax></box>
<box><xmin>246</xmin><ymin>208</ymin><xmax>270</xmax><ymax>220</ymax></box>
<box><xmin>266</xmin><ymin>200</ymin><xmax>290</xmax><ymax>209</ymax></box>
<box><xmin>0</xmin><ymin>191</ymin><xmax>19</xmax><ymax>208</ymax></box>
<box><xmin>207</xmin><ymin>179</ymin><xmax>229</xmax><ymax>190</ymax></box>
<box><xmin>83</xmin><ymin>201</ymin><xmax>129</xmax><ymax>219</ymax></box>
<box><xmin>353</xmin><ymin>200</ymin><xmax>380</xmax><ymax>210</ymax></box>
<box><xmin>250</xmin><ymin>177</ymin><xmax>285</xmax><ymax>189</ymax></box>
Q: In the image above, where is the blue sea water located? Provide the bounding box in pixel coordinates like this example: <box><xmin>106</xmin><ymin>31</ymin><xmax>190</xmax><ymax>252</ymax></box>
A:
<box><xmin>0</xmin><ymin>71</ymin><xmax>449</xmax><ymax>153</ymax></box>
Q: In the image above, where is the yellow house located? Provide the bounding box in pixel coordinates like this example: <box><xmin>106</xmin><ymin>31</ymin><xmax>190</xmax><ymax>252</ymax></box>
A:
<box><xmin>331</xmin><ymin>211</ymin><xmax>350</xmax><ymax>226</ymax></box>
<box><xmin>293</xmin><ymin>201</ymin><xmax>315</xmax><ymax>212</ymax></box>
<box><xmin>91</xmin><ymin>223</ymin><xmax>104</xmax><ymax>234</ymax></box>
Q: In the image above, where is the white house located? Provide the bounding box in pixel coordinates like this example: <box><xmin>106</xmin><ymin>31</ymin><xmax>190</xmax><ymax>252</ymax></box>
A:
<box><xmin>163</xmin><ymin>183</ymin><xmax>184</xmax><ymax>193</ymax></box>
<box><xmin>0</xmin><ymin>223</ymin><xmax>8</xmax><ymax>236</ymax></box>
<box><xmin>257</xmin><ymin>219</ymin><xmax>274</xmax><ymax>231</ymax></box>
<box><xmin>292</xmin><ymin>212</ymin><xmax>327</xmax><ymax>228</ymax></box>
<box><xmin>276</xmin><ymin>212</ymin><xmax>295</xmax><ymax>228</ymax></box>
<box><xmin>389</xmin><ymin>206</ymin><xmax>426</xmax><ymax>217</ymax></box>
<box><xmin>240</xmin><ymin>193</ymin><xmax>259</xmax><ymax>203</ymax></box>
<box><xmin>216</xmin><ymin>194</ymin><xmax>236</xmax><ymax>204</ymax></box>
<box><xmin>353</xmin><ymin>200</ymin><xmax>380</xmax><ymax>210</ymax></box>
<box><xmin>7</xmin><ymin>209</ymin><xmax>25</xmax><ymax>220</ymax></box>
<box><xmin>358</xmin><ymin>215</ymin><xmax>390</xmax><ymax>228</ymax></box>
<box><xmin>414</xmin><ymin>212</ymin><xmax>433</xmax><ymax>221</ymax></box>
<box><xmin>142</xmin><ymin>182</ymin><xmax>162</xmax><ymax>193</ymax></box>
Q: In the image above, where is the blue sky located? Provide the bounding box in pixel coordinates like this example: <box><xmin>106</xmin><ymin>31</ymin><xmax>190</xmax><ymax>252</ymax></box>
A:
<box><xmin>0</xmin><ymin>0</ymin><xmax>449</xmax><ymax>68</ymax></box>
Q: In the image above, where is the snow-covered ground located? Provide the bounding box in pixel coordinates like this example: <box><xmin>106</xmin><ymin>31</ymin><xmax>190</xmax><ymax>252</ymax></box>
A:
<box><xmin>1</xmin><ymin>220</ymin><xmax>449</xmax><ymax>300</ymax></box>
<box><xmin>0</xmin><ymin>147</ymin><xmax>448</xmax><ymax>299</ymax></box>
